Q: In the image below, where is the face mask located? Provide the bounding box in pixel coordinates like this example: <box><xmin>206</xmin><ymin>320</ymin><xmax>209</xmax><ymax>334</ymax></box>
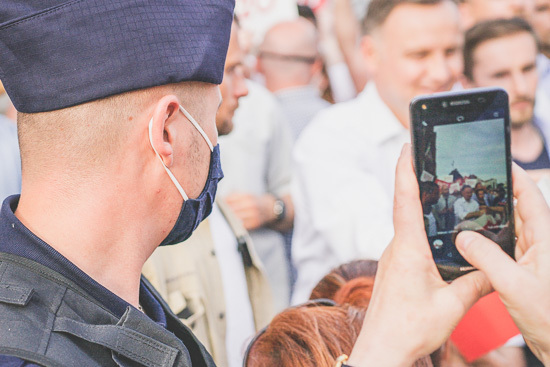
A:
<box><xmin>149</xmin><ymin>105</ymin><xmax>223</xmax><ymax>246</ymax></box>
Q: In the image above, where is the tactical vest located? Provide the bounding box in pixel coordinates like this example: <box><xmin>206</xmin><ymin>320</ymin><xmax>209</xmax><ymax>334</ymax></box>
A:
<box><xmin>0</xmin><ymin>251</ymin><xmax>216</xmax><ymax>367</ymax></box>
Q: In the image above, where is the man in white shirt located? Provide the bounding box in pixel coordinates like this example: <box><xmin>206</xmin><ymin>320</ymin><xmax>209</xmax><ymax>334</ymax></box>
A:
<box><xmin>291</xmin><ymin>0</ymin><xmax>463</xmax><ymax>302</ymax></box>
<box><xmin>454</xmin><ymin>185</ymin><xmax>483</xmax><ymax>223</ymax></box>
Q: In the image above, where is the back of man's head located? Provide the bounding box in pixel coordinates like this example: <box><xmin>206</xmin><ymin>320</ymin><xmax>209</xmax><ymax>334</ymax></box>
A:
<box><xmin>257</xmin><ymin>18</ymin><xmax>321</xmax><ymax>93</ymax></box>
<box><xmin>2</xmin><ymin>0</ymin><xmax>233</xmax><ymax>181</ymax></box>
<box><xmin>17</xmin><ymin>83</ymin><xmax>209</xmax><ymax>180</ymax></box>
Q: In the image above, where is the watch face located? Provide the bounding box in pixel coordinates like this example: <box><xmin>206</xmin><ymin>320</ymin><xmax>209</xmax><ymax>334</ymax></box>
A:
<box><xmin>273</xmin><ymin>200</ymin><xmax>284</xmax><ymax>216</ymax></box>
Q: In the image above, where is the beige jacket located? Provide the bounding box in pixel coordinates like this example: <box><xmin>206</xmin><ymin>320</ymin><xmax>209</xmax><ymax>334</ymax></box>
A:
<box><xmin>142</xmin><ymin>200</ymin><xmax>274</xmax><ymax>367</ymax></box>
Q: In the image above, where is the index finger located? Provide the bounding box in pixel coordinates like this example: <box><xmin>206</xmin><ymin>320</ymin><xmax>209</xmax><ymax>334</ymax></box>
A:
<box><xmin>393</xmin><ymin>144</ymin><xmax>429</xmax><ymax>246</ymax></box>
<box><xmin>512</xmin><ymin>163</ymin><xmax>550</xmax><ymax>227</ymax></box>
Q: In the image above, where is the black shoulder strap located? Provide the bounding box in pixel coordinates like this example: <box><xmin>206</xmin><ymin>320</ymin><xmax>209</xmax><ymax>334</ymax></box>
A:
<box><xmin>0</xmin><ymin>252</ymin><xmax>212</xmax><ymax>367</ymax></box>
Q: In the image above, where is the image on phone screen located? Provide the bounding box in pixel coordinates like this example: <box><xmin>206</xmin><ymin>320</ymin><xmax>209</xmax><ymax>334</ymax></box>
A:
<box><xmin>411</xmin><ymin>89</ymin><xmax>515</xmax><ymax>281</ymax></box>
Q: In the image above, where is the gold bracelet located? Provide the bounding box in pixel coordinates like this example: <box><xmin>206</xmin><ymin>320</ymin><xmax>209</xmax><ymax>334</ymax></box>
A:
<box><xmin>334</xmin><ymin>354</ymin><xmax>349</xmax><ymax>367</ymax></box>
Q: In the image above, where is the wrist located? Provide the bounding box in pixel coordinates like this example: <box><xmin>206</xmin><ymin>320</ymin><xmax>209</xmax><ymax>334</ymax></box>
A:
<box><xmin>347</xmin><ymin>328</ymin><xmax>418</xmax><ymax>367</ymax></box>
<box><xmin>272</xmin><ymin>196</ymin><xmax>286</xmax><ymax>223</ymax></box>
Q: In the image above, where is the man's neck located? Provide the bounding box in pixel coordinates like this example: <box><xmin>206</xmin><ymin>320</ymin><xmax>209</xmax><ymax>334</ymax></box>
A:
<box><xmin>373</xmin><ymin>82</ymin><xmax>411</xmax><ymax>130</ymax></box>
<box><xmin>14</xmin><ymin>179</ymin><xmax>156</xmax><ymax>308</ymax></box>
<box><xmin>511</xmin><ymin>120</ymin><xmax>544</xmax><ymax>163</ymax></box>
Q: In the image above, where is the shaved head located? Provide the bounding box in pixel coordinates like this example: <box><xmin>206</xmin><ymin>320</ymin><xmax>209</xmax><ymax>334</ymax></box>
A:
<box><xmin>17</xmin><ymin>82</ymin><xmax>210</xmax><ymax>180</ymax></box>
<box><xmin>257</xmin><ymin>18</ymin><xmax>321</xmax><ymax>92</ymax></box>
<box><xmin>261</xmin><ymin>18</ymin><xmax>318</xmax><ymax>59</ymax></box>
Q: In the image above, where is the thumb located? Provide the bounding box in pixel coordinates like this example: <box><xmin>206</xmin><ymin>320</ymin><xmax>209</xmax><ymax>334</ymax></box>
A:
<box><xmin>448</xmin><ymin>269</ymin><xmax>492</xmax><ymax>313</ymax></box>
<box><xmin>456</xmin><ymin>231</ymin><xmax>518</xmax><ymax>293</ymax></box>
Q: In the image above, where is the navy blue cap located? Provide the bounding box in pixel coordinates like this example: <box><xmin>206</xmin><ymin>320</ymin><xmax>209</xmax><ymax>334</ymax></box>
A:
<box><xmin>0</xmin><ymin>0</ymin><xmax>235</xmax><ymax>113</ymax></box>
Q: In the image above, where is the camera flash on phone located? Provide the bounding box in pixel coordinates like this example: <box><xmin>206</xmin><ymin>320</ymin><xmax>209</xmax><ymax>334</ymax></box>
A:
<box><xmin>422</xmin><ymin>104</ymin><xmax>427</xmax><ymax>110</ymax></box>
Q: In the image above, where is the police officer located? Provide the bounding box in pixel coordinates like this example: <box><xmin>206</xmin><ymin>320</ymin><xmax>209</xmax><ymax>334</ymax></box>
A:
<box><xmin>0</xmin><ymin>1</ymin><xmax>232</xmax><ymax>365</ymax></box>
<box><xmin>4</xmin><ymin>2</ymin><xmax>550</xmax><ymax>367</ymax></box>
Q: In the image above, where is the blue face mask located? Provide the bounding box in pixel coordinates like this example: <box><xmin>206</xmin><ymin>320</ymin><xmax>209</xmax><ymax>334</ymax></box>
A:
<box><xmin>148</xmin><ymin>105</ymin><xmax>223</xmax><ymax>246</ymax></box>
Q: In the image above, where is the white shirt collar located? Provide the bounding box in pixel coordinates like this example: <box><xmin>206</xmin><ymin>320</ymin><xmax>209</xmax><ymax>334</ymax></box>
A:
<box><xmin>357</xmin><ymin>82</ymin><xmax>409</xmax><ymax>144</ymax></box>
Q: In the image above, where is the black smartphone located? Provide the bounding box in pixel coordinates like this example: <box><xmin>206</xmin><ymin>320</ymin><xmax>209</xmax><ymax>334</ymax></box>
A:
<box><xmin>410</xmin><ymin>87</ymin><xmax>515</xmax><ymax>281</ymax></box>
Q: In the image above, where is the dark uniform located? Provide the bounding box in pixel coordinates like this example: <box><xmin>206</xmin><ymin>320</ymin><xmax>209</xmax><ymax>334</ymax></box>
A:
<box><xmin>0</xmin><ymin>0</ymin><xmax>234</xmax><ymax>365</ymax></box>
<box><xmin>0</xmin><ymin>196</ymin><xmax>216</xmax><ymax>366</ymax></box>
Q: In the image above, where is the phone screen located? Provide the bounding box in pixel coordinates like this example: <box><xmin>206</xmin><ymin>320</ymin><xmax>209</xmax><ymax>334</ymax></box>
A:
<box><xmin>411</xmin><ymin>88</ymin><xmax>515</xmax><ymax>281</ymax></box>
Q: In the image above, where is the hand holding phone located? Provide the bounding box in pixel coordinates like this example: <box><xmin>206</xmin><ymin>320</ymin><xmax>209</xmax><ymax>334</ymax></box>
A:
<box><xmin>410</xmin><ymin>87</ymin><xmax>515</xmax><ymax>281</ymax></box>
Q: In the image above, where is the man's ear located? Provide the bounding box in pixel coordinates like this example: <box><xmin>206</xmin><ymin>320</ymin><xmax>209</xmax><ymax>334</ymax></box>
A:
<box><xmin>360</xmin><ymin>34</ymin><xmax>379</xmax><ymax>75</ymax></box>
<box><xmin>149</xmin><ymin>95</ymin><xmax>180</xmax><ymax>168</ymax></box>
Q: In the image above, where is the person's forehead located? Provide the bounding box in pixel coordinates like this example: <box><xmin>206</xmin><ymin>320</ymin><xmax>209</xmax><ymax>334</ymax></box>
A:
<box><xmin>377</xmin><ymin>2</ymin><xmax>460</xmax><ymax>45</ymax></box>
<box><xmin>473</xmin><ymin>32</ymin><xmax>537</xmax><ymax>65</ymax></box>
<box><xmin>469</xmin><ymin>0</ymin><xmax>528</xmax><ymax>8</ymax></box>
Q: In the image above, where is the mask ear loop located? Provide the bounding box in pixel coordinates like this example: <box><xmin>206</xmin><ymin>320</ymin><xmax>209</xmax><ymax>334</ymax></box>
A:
<box><xmin>179</xmin><ymin>105</ymin><xmax>214</xmax><ymax>152</ymax></box>
<box><xmin>148</xmin><ymin>118</ymin><xmax>189</xmax><ymax>201</ymax></box>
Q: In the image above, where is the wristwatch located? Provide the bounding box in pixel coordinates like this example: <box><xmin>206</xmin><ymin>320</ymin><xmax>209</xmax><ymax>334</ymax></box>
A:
<box><xmin>273</xmin><ymin>197</ymin><xmax>286</xmax><ymax>222</ymax></box>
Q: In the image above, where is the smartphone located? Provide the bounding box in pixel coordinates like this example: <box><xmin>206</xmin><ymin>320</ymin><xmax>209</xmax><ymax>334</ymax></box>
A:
<box><xmin>410</xmin><ymin>87</ymin><xmax>515</xmax><ymax>281</ymax></box>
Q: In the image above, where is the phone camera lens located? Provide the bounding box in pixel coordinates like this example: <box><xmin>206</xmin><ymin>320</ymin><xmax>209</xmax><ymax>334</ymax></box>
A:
<box><xmin>457</xmin><ymin>115</ymin><xmax>465</xmax><ymax>122</ymax></box>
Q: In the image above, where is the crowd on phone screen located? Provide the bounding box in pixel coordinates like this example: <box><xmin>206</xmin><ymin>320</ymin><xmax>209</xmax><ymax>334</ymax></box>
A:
<box><xmin>2</xmin><ymin>0</ymin><xmax>550</xmax><ymax>366</ymax></box>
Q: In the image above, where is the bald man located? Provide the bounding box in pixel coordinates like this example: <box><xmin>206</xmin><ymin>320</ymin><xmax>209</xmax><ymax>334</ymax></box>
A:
<box><xmin>257</xmin><ymin>18</ymin><xmax>330</xmax><ymax>141</ymax></box>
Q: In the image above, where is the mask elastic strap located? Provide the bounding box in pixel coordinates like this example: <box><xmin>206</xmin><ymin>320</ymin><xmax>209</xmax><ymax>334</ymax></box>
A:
<box><xmin>179</xmin><ymin>105</ymin><xmax>214</xmax><ymax>152</ymax></box>
<box><xmin>148</xmin><ymin>118</ymin><xmax>189</xmax><ymax>201</ymax></box>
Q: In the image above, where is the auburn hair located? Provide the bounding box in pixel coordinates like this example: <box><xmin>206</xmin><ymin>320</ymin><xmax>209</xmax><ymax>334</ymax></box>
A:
<box><xmin>310</xmin><ymin>259</ymin><xmax>378</xmax><ymax>301</ymax></box>
<box><xmin>244</xmin><ymin>304</ymin><xmax>365</xmax><ymax>367</ymax></box>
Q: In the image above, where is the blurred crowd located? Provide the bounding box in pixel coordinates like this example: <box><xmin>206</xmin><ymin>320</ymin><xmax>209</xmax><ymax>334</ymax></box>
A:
<box><xmin>1</xmin><ymin>0</ymin><xmax>550</xmax><ymax>366</ymax></box>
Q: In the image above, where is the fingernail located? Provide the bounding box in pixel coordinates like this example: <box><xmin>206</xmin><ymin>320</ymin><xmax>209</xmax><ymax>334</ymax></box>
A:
<box><xmin>457</xmin><ymin>232</ymin><xmax>474</xmax><ymax>251</ymax></box>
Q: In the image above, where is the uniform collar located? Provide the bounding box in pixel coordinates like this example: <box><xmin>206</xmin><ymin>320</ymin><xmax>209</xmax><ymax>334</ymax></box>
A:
<box><xmin>0</xmin><ymin>195</ymin><xmax>166</xmax><ymax>326</ymax></box>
